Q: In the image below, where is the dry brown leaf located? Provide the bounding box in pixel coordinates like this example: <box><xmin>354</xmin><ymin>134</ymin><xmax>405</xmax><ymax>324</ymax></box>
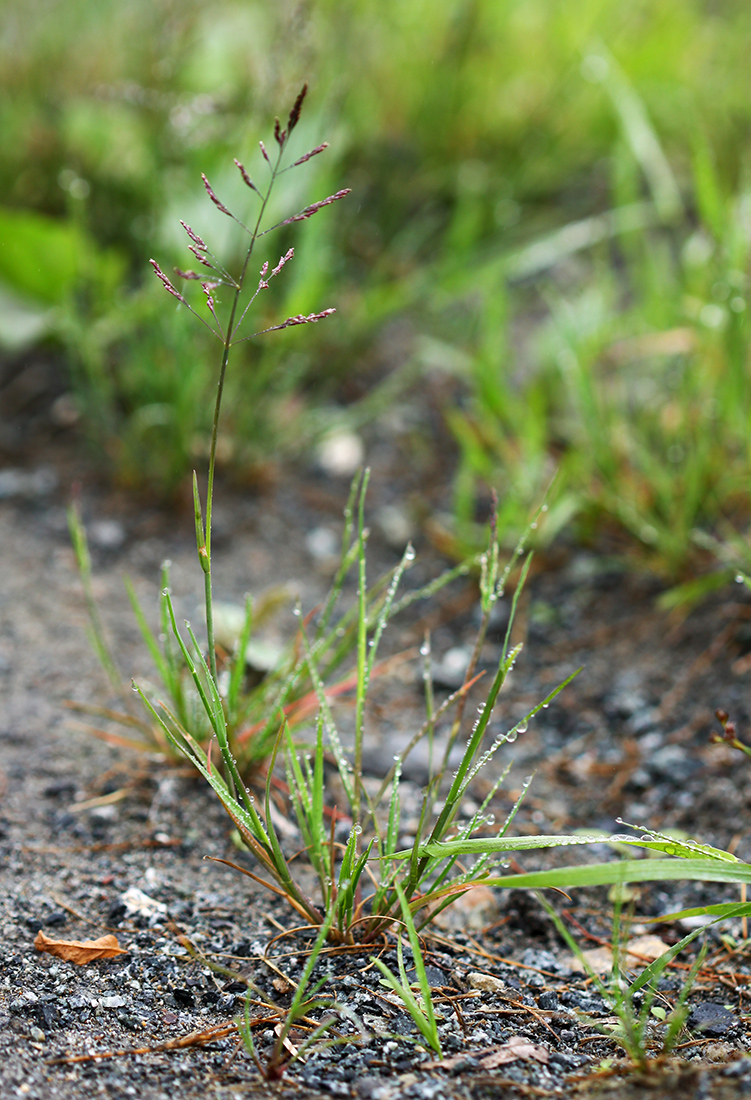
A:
<box><xmin>432</xmin><ymin>1036</ymin><xmax>549</xmax><ymax>1071</ymax></box>
<box><xmin>479</xmin><ymin>1036</ymin><xmax>549</xmax><ymax>1068</ymax></box>
<box><xmin>34</xmin><ymin>930</ymin><xmax>126</xmax><ymax>964</ymax></box>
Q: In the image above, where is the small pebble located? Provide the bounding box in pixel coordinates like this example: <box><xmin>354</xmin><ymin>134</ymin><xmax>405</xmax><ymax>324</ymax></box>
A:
<box><xmin>88</xmin><ymin>519</ymin><xmax>126</xmax><ymax>550</ymax></box>
<box><xmin>316</xmin><ymin>429</ymin><xmax>365</xmax><ymax>476</ymax></box>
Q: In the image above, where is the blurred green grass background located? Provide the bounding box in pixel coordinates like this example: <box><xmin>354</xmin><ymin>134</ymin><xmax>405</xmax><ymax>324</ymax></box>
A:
<box><xmin>3</xmin><ymin>0</ymin><xmax>751</xmax><ymax>582</ymax></box>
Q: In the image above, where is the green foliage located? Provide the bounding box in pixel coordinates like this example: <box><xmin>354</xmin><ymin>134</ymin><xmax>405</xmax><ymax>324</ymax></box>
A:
<box><xmin>371</xmin><ymin>884</ymin><xmax>442</xmax><ymax>1056</ymax></box>
<box><xmin>6</xmin><ymin>0</ymin><xmax>751</xmax><ymax>567</ymax></box>
<box><xmin>538</xmin><ymin>894</ymin><xmax>708</xmax><ymax>1070</ymax></box>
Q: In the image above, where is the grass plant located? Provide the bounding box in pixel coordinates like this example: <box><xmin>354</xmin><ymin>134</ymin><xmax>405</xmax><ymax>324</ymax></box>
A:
<box><xmin>537</xmin><ymin>893</ymin><xmax>708</xmax><ymax>1072</ymax></box>
<box><xmin>236</xmin><ymin>904</ymin><xmax>351</xmax><ymax>1081</ymax></box>
<box><xmin>61</xmin><ymin>95</ymin><xmax>751</xmax><ymax>1091</ymax></box>
<box><xmin>370</xmin><ymin>883</ymin><xmax>443</xmax><ymax>1056</ymax></box>
<box><xmin>71</xmin><ymin>92</ymin><xmax>582</xmax><ymax>945</ymax></box>
<box><xmin>72</xmin><ymin>93</ymin><xmax>751</xmax><ymax>955</ymax></box>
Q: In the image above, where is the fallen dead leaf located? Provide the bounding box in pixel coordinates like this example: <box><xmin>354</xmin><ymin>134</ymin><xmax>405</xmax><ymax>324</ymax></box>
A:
<box><xmin>480</xmin><ymin>1035</ymin><xmax>549</xmax><ymax>1068</ymax></box>
<box><xmin>34</xmin><ymin>930</ymin><xmax>127</xmax><ymax>964</ymax></box>
<box><xmin>433</xmin><ymin>1035</ymin><xmax>549</xmax><ymax>1071</ymax></box>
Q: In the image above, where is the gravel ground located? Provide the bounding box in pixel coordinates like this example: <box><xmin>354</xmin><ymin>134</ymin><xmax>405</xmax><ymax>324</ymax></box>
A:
<box><xmin>4</xmin><ymin>426</ymin><xmax>751</xmax><ymax>1100</ymax></box>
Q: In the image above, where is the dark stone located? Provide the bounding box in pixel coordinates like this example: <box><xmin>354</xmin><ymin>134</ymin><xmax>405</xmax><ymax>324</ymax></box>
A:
<box><xmin>688</xmin><ymin>1001</ymin><xmax>737</xmax><ymax>1036</ymax></box>
<box><xmin>117</xmin><ymin>1011</ymin><xmax>144</xmax><ymax>1031</ymax></box>
<box><xmin>37</xmin><ymin>1003</ymin><xmax>60</xmax><ymax>1030</ymax></box>
<box><xmin>549</xmin><ymin>1051</ymin><xmax>590</xmax><ymax>1069</ymax></box>
<box><xmin>423</xmin><ymin>966</ymin><xmax>447</xmax><ymax>988</ymax></box>
<box><xmin>172</xmin><ymin>988</ymin><xmax>195</xmax><ymax>1007</ymax></box>
<box><xmin>224</xmin><ymin>981</ymin><xmax>247</xmax><ymax>993</ymax></box>
<box><xmin>43</xmin><ymin>781</ymin><xmax>76</xmax><ymax>799</ymax></box>
<box><xmin>108</xmin><ymin>900</ymin><xmax>128</xmax><ymax>922</ymax></box>
<box><xmin>46</xmin><ymin>910</ymin><xmax>67</xmax><ymax>926</ymax></box>
<box><xmin>724</xmin><ymin>1060</ymin><xmax>751</xmax><ymax>1078</ymax></box>
<box><xmin>538</xmin><ymin>990</ymin><xmax>559</xmax><ymax>1011</ymax></box>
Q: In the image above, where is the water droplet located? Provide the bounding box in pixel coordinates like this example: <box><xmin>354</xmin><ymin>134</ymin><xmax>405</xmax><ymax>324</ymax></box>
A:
<box><xmin>485</xmin><ymin>814</ymin><xmax>495</xmax><ymax>826</ymax></box>
<box><xmin>542</xmin><ymin>703</ymin><xmax>549</xmax><ymax>709</ymax></box>
<box><xmin>506</xmin><ymin>729</ymin><xmax>518</xmax><ymax>743</ymax></box>
<box><xmin>393</xmin><ymin>754</ymin><xmax>401</xmax><ymax>762</ymax></box>
<box><xmin>530</xmin><ymin>521</ymin><xmax>537</xmax><ymax>530</ymax></box>
<box><xmin>353</xmin><ymin>824</ymin><xmax>363</xmax><ymax>835</ymax></box>
<box><xmin>517</xmin><ymin>720</ymin><xmax>528</xmax><ymax>734</ymax></box>
<box><xmin>245</xmin><ymin>787</ymin><xmax>250</xmax><ymax>793</ymax></box>
<box><xmin>541</xmin><ymin>504</ymin><xmax>548</xmax><ymax>513</ymax></box>
<box><xmin>404</xmin><ymin>546</ymin><xmax>416</xmax><ymax>562</ymax></box>
<box><xmin>420</xmin><ymin>644</ymin><xmax>430</xmax><ymax>656</ymax></box>
<box><xmin>736</xmin><ymin>574</ymin><xmax>745</xmax><ymax>584</ymax></box>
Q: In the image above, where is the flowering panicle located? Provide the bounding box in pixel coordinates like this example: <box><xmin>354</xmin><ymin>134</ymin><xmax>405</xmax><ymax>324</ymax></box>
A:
<box><xmin>201</xmin><ymin>174</ymin><xmax>232</xmax><ymax>217</ymax></box>
<box><xmin>265</xmin><ymin>190</ymin><xmax>351</xmax><ymax>234</ymax></box>
<box><xmin>188</xmin><ymin>246</ymin><xmax>214</xmax><ymax>268</ymax></box>
<box><xmin>149</xmin><ymin>259</ymin><xmax>186</xmax><ymax>303</ymax></box>
<box><xmin>180</xmin><ymin>220</ymin><xmax>207</xmax><ymax>251</ymax></box>
<box><xmin>288</xmin><ymin>142</ymin><xmax>329</xmax><ymax>169</ymax></box>
<box><xmin>271</xmin><ymin>248</ymin><xmax>295</xmax><ymax>278</ymax></box>
<box><xmin>202</xmin><ymin>282</ymin><xmax>221</xmax><ymax>327</ymax></box>
<box><xmin>264</xmin><ymin>308</ymin><xmax>336</xmax><ymax>333</ymax></box>
<box><xmin>234</xmin><ymin>159</ymin><xmax>260</xmax><ymax>194</ymax></box>
<box><xmin>286</xmin><ymin>84</ymin><xmax>307</xmax><ymax>134</ymax></box>
<box><xmin>152</xmin><ymin>86</ymin><xmax>348</xmax><ymax>350</ymax></box>
<box><xmin>257</xmin><ymin>249</ymin><xmax>294</xmax><ymax>292</ymax></box>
